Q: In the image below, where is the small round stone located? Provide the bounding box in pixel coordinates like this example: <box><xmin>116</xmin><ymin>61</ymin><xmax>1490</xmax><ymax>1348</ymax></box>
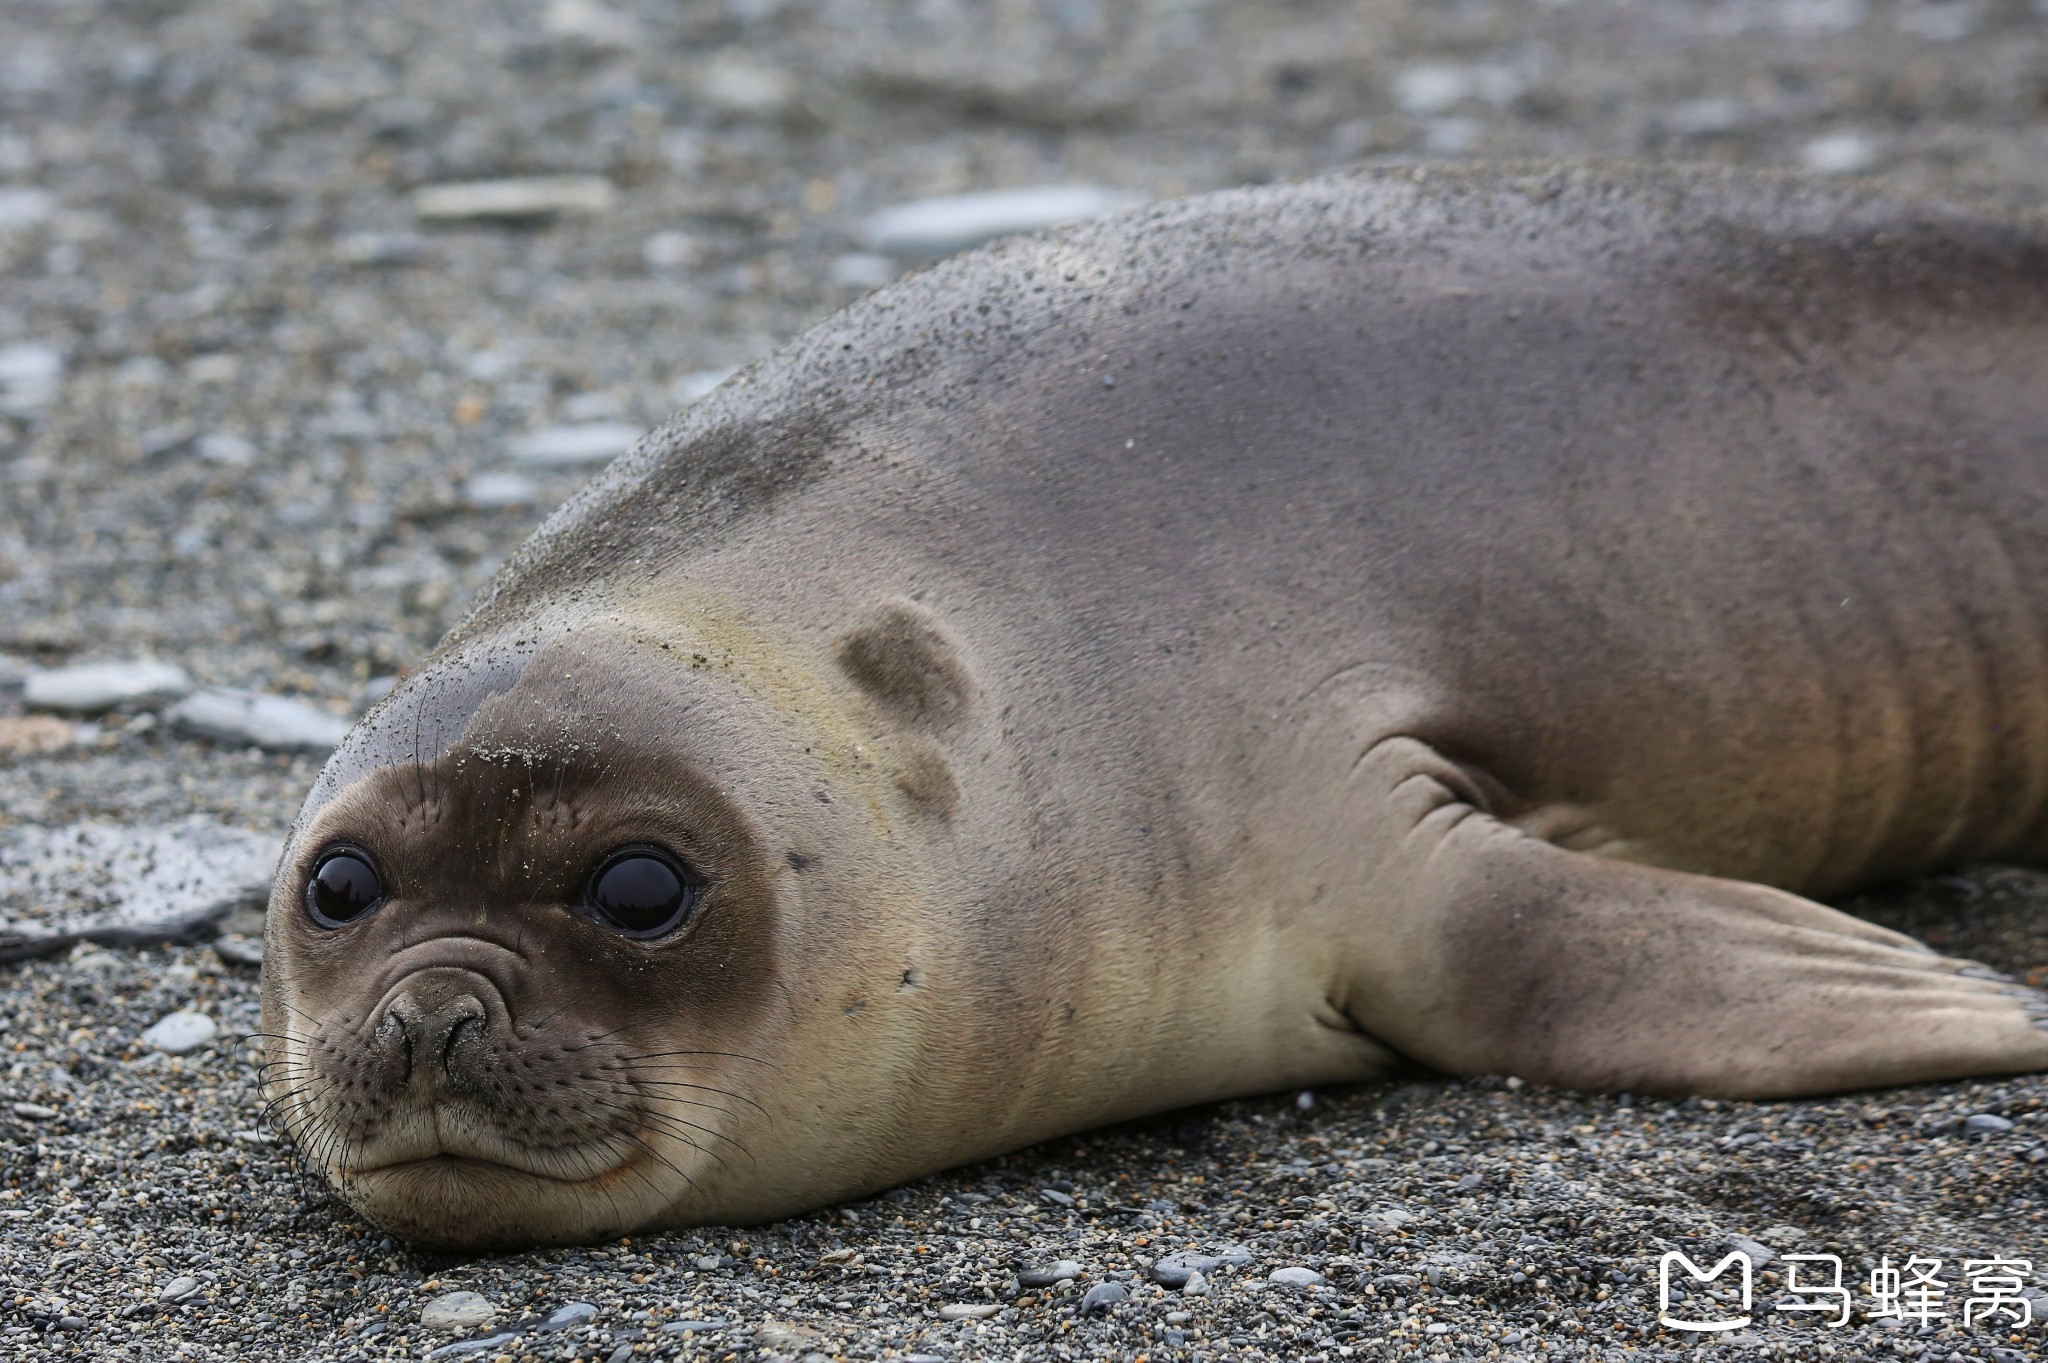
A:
<box><xmin>1963</xmin><ymin>1113</ymin><xmax>2015</xmax><ymax>1136</ymax></box>
<box><xmin>1268</xmin><ymin>1266</ymin><xmax>1326</xmax><ymax>1288</ymax></box>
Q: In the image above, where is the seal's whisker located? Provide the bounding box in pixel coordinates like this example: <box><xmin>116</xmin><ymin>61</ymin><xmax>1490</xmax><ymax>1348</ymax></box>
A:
<box><xmin>612</xmin><ymin>1126</ymin><xmax>707</xmax><ymax>1196</ymax></box>
<box><xmin>622</xmin><ymin>1096</ymin><xmax>761</xmax><ymax>1154</ymax></box>
<box><xmin>275</xmin><ymin>999</ymin><xmax>326</xmax><ymax>1029</ymax></box>
<box><xmin>566</xmin><ymin>1024</ymin><xmax>635</xmax><ymax>1046</ymax></box>
<box><xmin>589</xmin><ymin>1095</ymin><xmax>752</xmax><ymax>1163</ymax></box>
<box><xmin>613</xmin><ymin>1048</ymin><xmax>776</xmax><ymax>1068</ymax></box>
<box><xmin>623</xmin><ymin>1075</ymin><xmax>766</xmax><ymax>1114</ymax></box>
<box><xmin>619</xmin><ymin>1092</ymin><xmax>741</xmax><ymax>1123</ymax></box>
<box><xmin>519</xmin><ymin>1002</ymin><xmax>573</xmax><ymax>1036</ymax></box>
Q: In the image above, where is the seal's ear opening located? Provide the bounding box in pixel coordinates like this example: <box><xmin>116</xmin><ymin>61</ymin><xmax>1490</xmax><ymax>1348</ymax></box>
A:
<box><xmin>834</xmin><ymin>598</ymin><xmax>975</xmax><ymax>726</ymax></box>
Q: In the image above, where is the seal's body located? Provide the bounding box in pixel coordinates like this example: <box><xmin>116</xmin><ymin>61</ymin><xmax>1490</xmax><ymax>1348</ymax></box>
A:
<box><xmin>264</xmin><ymin>164</ymin><xmax>2048</xmax><ymax>1246</ymax></box>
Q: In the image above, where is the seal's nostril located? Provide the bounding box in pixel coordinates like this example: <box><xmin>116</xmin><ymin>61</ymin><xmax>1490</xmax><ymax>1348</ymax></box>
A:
<box><xmin>374</xmin><ymin>1009</ymin><xmax>415</xmax><ymax>1084</ymax></box>
<box><xmin>439</xmin><ymin>1011</ymin><xmax>482</xmax><ymax>1073</ymax></box>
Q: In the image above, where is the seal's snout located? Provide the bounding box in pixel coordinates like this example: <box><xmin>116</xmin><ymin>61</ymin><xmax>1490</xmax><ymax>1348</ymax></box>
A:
<box><xmin>378</xmin><ymin>973</ymin><xmax>491</xmax><ymax>1090</ymax></box>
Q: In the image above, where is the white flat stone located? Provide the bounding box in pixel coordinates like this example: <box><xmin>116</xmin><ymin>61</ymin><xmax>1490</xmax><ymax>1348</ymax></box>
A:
<box><xmin>211</xmin><ymin>935</ymin><xmax>263</xmax><ymax>967</ymax></box>
<box><xmin>507</xmin><ymin>421</ymin><xmax>641</xmax><ymax>466</ymax></box>
<box><xmin>0</xmin><ymin>343</ymin><xmax>61</xmax><ymax>383</ymax></box>
<box><xmin>558</xmin><ymin>391</ymin><xmax>619</xmax><ymax>421</ymax></box>
<box><xmin>1801</xmin><ymin>132</ymin><xmax>1876</xmax><ymax>175</ymax></box>
<box><xmin>829</xmin><ymin>252</ymin><xmax>897</xmax><ymax>290</ymax></box>
<box><xmin>0</xmin><ymin>342</ymin><xmax>63</xmax><ymax>411</ymax></box>
<box><xmin>543</xmin><ymin>0</ymin><xmax>638</xmax><ymax>45</ymax></box>
<box><xmin>1391</xmin><ymin>63</ymin><xmax>1521</xmax><ymax>116</ymax></box>
<box><xmin>141</xmin><ymin>1011</ymin><xmax>216</xmax><ymax>1055</ymax></box>
<box><xmin>699</xmin><ymin>54</ymin><xmax>794</xmax><ymax>118</ymax></box>
<box><xmin>672</xmin><ymin>369</ymin><xmax>735</xmax><ymax>405</ymax></box>
<box><xmin>0</xmin><ymin>818</ymin><xmax>277</xmax><ymax>946</ymax></box>
<box><xmin>24</xmin><ymin>660</ymin><xmax>192</xmax><ymax>712</ymax></box>
<box><xmin>157</xmin><ymin>1275</ymin><xmax>200</xmax><ymax>1302</ymax></box>
<box><xmin>643</xmin><ymin>230</ymin><xmax>702</xmax><ymax>269</ymax></box>
<box><xmin>860</xmin><ymin>186</ymin><xmax>1146</xmax><ymax>257</ymax></box>
<box><xmin>195</xmin><ymin>432</ymin><xmax>257</xmax><ymax>466</ymax></box>
<box><xmin>0</xmin><ymin>187</ymin><xmax>54</xmax><ymax>230</ymax></box>
<box><xmin>168</xmin><ymin>688</ymin><xmax>352</xmax><ymax>752</ymax></box>
<box><xmin>1393</xmin><ymin>65</ymin><xmax>1470</xmax><ymax>115</ymax></box>
<box><xmin>420</xmin><ymin>1291</ymin><xmax>497</xmax><ymax>1332</ymax></box>
<box><xmin>334</xmin><ymin>232</ymin><xmax>427</xmax><ymax>266</ymax></box>
<box><xmin>413</xmin><ymin>176</ymin><xmax>616</xmax><ymax>220</ymax></box>
<box><xmin>459</xmin><ymin>471</ymin><xmax>540</xmax><ymax>509</ymax></box>
<box><xmin>937</xmin><ymin>1302</ymin><xmax>1000</xmax><ymax>1320</ymax></box>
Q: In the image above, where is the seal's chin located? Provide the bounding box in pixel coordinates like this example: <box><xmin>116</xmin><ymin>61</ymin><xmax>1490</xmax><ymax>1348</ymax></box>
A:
<box><xmin>338</xmin><ymin>1140</ymin><xmax>668</xmax><ymax>1250</ymax></box>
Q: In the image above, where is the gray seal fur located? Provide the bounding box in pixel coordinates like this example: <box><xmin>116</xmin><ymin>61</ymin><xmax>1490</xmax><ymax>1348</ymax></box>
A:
<box><xmin>262</xmin><ymin>162</ymin><xmax>2048</xmax><ymax>1247</ymax></box>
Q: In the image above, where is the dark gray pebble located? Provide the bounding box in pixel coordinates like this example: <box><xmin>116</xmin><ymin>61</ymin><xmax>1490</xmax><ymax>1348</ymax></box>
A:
<box><xmin>1149</xmin><ymin>1252</ymin><xmax>1222</xmax><ymax>1288</ymax></box>
<box><xmin>659</xmin><ymin>1318</ymin><xmax>729</xmax><ymax>1334</ymax></box>
<box><xmin>539</xmin><ymin>1301</ymin><xmax>597</xmax><ymax>1331</ymax></box>
<box><xmin>427</xmin><ymin>1334</ymin><xmax>519</xmax><ymax>1360</ymax></box>
<box><xmin>1079</xmin><ymin>1282</ymin><xmax>1127</xmax><ymax>1315</ymax></box>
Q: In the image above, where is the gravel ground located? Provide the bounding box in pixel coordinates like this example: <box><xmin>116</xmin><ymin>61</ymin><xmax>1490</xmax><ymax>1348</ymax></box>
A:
<box><xmin>4</xmin><ymin>1</ymin><xmax>2048</xmax><ymax>1359</ymax></box>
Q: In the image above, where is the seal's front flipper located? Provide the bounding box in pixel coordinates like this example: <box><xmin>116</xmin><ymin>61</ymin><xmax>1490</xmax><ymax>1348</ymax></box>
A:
<box><xmin>1345</xmin><ymin>812</ymin><xmax>2048</xmax><ymax>1098</ymax></box>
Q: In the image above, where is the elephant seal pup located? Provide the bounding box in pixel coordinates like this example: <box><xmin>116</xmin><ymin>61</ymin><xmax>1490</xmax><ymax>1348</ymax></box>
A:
<box><xmin>261</xmin><ymin>162</ymin><xmax>2048</xmax><ymax>1248</ymax></box>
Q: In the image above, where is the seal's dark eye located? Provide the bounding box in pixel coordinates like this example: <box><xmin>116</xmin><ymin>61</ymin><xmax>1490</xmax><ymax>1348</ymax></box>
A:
<box><xmin>584</xmin><ymin>849</ymin><xmax>698</xmax><ymax>938</ymax></box>
<box><xmin>305</xmin><ymin>851</ymin><xmax>384</xmax><ymax>928</ymax></box>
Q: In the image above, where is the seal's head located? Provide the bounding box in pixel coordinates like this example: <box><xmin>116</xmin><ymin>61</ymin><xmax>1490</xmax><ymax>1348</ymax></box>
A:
<box><xmin>258</xmin><ymin>610</ymin><xmax>950</xmax><ymax>1247</ymax></box>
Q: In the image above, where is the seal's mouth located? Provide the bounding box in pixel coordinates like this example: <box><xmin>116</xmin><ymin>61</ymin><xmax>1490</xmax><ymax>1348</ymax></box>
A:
<box><xmin>350</xmin><ymin>1152</ymin><xmax>613</xmax><ymax>1186</ymax></box>
<box><xmin>331</xmin><ymin>1141</ymin><xmax>667</xmax><ymax>1250</ymax></box>
<box><xmin>339</xmin><ymin>1109</ymin><xmax>643</xmax><ymax>1185</ymax></box>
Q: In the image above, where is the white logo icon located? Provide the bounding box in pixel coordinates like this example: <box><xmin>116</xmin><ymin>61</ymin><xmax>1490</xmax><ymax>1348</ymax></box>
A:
<box><xmin>1658</xmin><ymin>1251</ymin><xmax>1754</xmax><ymax>1332</ymax></box>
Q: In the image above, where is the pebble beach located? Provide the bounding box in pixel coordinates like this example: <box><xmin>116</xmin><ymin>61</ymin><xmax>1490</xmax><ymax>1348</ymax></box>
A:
<box><xmin>3</xmin><ymin>1</ymin><xmax>2046</xmax><ymax>1359</ymax></box>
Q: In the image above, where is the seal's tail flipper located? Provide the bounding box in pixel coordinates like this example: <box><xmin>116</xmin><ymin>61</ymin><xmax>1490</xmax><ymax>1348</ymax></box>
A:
<box><xmin>1343</xmin><ymin>803</ymin><xmax>2048</xmax><ymax>1098</ymax></box>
